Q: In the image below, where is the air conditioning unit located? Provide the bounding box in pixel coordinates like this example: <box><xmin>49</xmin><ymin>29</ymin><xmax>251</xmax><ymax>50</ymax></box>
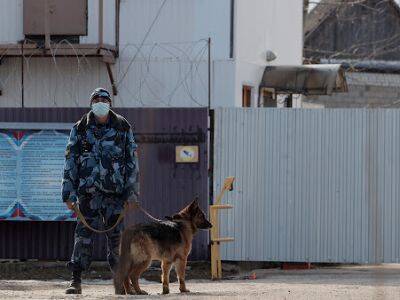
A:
<box><xmin>23</xmin><ymin>0</ymin><xmax>87</xmax><ymax>36</ymax></box>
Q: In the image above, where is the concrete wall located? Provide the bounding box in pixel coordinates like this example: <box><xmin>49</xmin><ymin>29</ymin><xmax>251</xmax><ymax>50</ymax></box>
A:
<box><xmin>116</xmin><ymin>0</ymin><xmax>233</xmax><ymax>107</ymax></box>
<box><xmin>0</xmin><ymin>0</ymin><xmax>303</xmax><ymax>108</ymax></box>
<box><xmin>0</xmin><ymin>0</ymin><xmax>231</xmax><ymax>107</ymax></box>
<box><xmin>304</xmin><ymin>72</ymin><xmax>400</xmax><ymax>108</ymax></box>
<box><xmin>119</xmin><ymin>0</ymin><xmax>231</xmax><ymax>60</ymax></box>
<box><xmin>233</xmin><ymin>0</ymin><xmax>304</xmax><ymax>106</ymax></box>
<box><xmin>234</xmin><ymin>0</ymin><xmax>303</xmax><ymax>66</ymax></box>
<box><xmin>0</xmin><ymin>0</ymin><xmax>23</xmax><ymax>43</ymax></box>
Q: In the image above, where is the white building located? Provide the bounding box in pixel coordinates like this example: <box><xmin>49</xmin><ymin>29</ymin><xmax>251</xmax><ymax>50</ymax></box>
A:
<box><xmin>0</xmin><ymin>0</ymin><xmax>303</xmax><ymax>108</ymax></box>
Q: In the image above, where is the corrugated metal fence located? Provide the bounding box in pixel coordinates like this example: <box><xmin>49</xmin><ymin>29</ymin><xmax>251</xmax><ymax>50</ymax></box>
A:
<box><xmin>214</xmin><ymin>108</ymin><xmax>400</xmax><ymax>263</ymax></box>
<box><xmin>0</xmin><ymin>107</ymin><xmax>209</xmax><ymax>261</ymax></box>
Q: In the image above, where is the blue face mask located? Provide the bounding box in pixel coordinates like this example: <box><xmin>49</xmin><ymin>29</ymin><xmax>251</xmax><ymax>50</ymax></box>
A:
<box><xmin>91</xmin><ymin>102</ymin><xmax>110</xmax><ymax>117</ymax></box>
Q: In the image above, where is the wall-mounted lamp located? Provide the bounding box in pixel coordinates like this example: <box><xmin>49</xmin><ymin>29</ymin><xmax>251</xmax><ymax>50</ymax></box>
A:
<box><xmin>266</xmin><ymin>50</ymin><xmax>277</xmax><ymax>62</ymax></box>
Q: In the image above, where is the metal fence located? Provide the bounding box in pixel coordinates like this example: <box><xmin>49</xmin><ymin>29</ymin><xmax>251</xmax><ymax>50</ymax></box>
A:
<box><xmin>213</xmin><ymin>108</ymin><xmax>400</xmax><ymax>263</ymax></box>
<box><xmin>0</xmin><ymin>107</ymin><xmax>209</xmax><ymax>261</ymax></box>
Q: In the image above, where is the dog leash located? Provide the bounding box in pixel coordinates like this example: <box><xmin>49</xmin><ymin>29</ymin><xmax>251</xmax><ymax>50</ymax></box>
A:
<box><xmin>72</xmin><ymin>201</ymin><xmax>162</xmax><ymax>234</ymax></box>
<box><xmin>136</xmin><ymin>205</ymin><xmax>163</xmax><ymax>223</ymax></box>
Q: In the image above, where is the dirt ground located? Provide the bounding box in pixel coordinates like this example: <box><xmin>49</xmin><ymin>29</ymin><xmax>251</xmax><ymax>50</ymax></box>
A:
<box><xmin>1</xmin><ymin>264</ymin><xmax>400</xmax><ymax>299</ymax></box>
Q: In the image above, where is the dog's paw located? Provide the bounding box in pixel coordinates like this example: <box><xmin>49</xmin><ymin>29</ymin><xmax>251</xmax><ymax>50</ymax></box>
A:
<box><xmin>114</xmin><ymin>289</ymin><xmax>126</xmax><ymax>295</ymax></box>
<box><xmin>162</xmin><ymin>286</ymin><xmax>170</xmax><ymax>294</ymax></box>
<box><xmin>137</xmin><ymin>290</ymin><xmax>148</xmax><ymax>295</ymax></box>
<box><xmin>180</xmin><ymin>288</ymin><xmax>190</xmax><ymax>293</ymax></box>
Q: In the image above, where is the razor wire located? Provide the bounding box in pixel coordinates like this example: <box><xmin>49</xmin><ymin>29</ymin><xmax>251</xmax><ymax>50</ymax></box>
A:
<box><xmin>0</xmin><ymin>38</ymin><xmax>209</xmax><ymax>107</ymax></box>
<box><xmin>116</xmin><ymin>39</ymin><xmax>209</xmax><ymax>107</ymax></box>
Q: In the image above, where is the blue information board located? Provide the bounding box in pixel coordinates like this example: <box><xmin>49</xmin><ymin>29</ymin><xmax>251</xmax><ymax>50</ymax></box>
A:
<box><xmin>0</xmin><ymin>130</ymin><xmax>75</xmax><ymax>221</ymax></box>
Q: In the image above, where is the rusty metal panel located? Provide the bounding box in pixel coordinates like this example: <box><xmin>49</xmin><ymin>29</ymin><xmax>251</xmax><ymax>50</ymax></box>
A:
<box><xmin>0</xmin><ymin>221</ymin><xmax>108</xmax><ymax>261</ymax></box>
<box><xmin>0</xmin><ymin>107</ymin><xmax>209</xmax><ymax>261</ymax></box>
<box><xmin>23</xmin><ymin>0</ymin><xmax>87</xmax><ymax>36</ymax></box>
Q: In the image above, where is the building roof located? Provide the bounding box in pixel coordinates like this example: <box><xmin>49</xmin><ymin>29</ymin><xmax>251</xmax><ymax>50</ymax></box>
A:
<box><xmin>321</xmin><ymin>58</ymin><xmax>400</xmax><ymax>74</ymax></box>
<box><xmin>305</xmin><ymin>0</ymin><xmax>339</xmax><ymax>39</ymax></box>
<box><xmin>306</xmin><ymin>0</ymin><xmax>400</xmax><ymax>39</ymax></box>
<box><xmin>259</xmin><ymin>64</ymin><xmax>348</xmax><ymax>95</ymax></box>
<box><xmin>305</xmin><ymin>0</ymin><xmax>400</xmax><ymax>61</ymax></box>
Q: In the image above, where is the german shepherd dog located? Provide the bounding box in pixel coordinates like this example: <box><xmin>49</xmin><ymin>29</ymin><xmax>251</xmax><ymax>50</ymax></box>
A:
<box><xmin>114</xmin><ymin>198</ymin><xmax>212</xmax><ymax>295</ymax></box>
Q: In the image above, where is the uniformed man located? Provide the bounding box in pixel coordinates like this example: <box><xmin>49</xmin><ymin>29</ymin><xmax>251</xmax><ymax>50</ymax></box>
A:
<box><xmin>62</xmin><ymin>87</ymin><xmax>139</xmax><ymax>294</ymax></box>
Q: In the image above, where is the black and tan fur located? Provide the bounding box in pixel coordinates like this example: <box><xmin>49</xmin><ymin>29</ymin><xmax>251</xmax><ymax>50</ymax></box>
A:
<box><xmin>114</xmin><ymin>198</ymin><xmax>212</xmax><ymax>295</ymax></box>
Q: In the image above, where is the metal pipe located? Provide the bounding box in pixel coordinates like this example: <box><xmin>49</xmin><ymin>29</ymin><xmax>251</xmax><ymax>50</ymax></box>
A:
<box><xmin>208</xmin><ymin>37</ymin><xmax>211</xmax><ymax>109</ymax></box>
<box><xmin>115</xmin><ymin>0</ymin><xmax>120</xmax><ymax>55</ymax></box>
<box><xmin>21</xmin><ymin>42</ymin><xmax>24</xmax><ymax>108</ymax></box>
<box><xmin>208</xmin><ymin>109</ymin><xmax>215</xmax><ymax>206</ymax></box>
<box><xmin>99</xmin><ymin>0</ymin><xmax>104</xmax><ymax>46</ymax></box>
<box><xmin>106</xmin><ymin>63</ymin><xmax>118</xmax><ymax>95</ymax></box>
<box><xmin>44</xmin><ymin>0</ymin><xmax>50</xmax><ymax>49</ymax></box>
<box><xmin>230</xmin><ymin>0</ymin><xmax>235</xmax><ymax>59</ymax></box>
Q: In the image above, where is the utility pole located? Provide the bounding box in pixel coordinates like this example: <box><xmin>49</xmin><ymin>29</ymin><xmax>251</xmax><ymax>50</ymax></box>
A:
<box><xmin>208</xmin><ymin>37</ymin><xmax>211</xmax><ymax>109</ymax></box>
<box><xmin>303</xmin><ymin>0</ymin><xmax>309</xmax><ymax>28</ymax></box>
<box><xmin>44</xmin><ymin>0</ymin><xmax>51</xmax><ymax>49</ymax></box>
<box><xmin>303</xmin><ymin>0</ymin><xmax>309</xmax><ymax>62</ymax></box>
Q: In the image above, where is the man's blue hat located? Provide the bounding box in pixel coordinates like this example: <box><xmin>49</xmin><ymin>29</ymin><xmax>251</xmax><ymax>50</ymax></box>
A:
<box><xmin>90</xmin><ymin>87</ymin><xmax>111</xmax><ymax>102</ymax></box>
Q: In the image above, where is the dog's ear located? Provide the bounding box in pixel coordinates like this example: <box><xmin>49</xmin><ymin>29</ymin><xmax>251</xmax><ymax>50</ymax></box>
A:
<box><xmin>191</xmin><ymin>196</ymin><xmax>200</xmax><ymax>207</ymax></box>
<box><xmin>188</xmin><ymin>197</ymin><xmax>199</xmax><ymax>212</ymax></box>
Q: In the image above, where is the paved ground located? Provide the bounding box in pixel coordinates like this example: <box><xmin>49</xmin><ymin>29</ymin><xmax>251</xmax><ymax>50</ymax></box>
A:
<box><xmin>1</xmin><ymin>264</ymin><xmax>400</xmax><ymax>299</ymax></box>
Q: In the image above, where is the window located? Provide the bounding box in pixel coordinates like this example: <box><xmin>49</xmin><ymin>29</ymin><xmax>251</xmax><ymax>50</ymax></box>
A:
<box><xmin>284</xmin><ymin>94</ymin><xmax>293</xmax><ymax>108</ymax></box>
<box><xmin>259</xmin><ymin>88</ymin><xmax>276</xmax><ymax>107</ymax></box>
<box><xmin>242</xmin><ymin>85</ymin><xmax>252</xmax><ymax>107</ymax></box>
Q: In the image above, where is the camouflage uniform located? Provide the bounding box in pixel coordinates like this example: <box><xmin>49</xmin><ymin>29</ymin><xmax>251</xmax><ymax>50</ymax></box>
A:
<box><xmin>62</xmin><ymin>110</ymin><xmax>139</xmax><ymax>273</ymax></box>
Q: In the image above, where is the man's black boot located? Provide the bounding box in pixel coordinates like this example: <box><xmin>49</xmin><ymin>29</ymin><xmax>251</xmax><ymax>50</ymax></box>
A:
<box><xmin>65</xmin><ymin>270</ymin><xmax>82</xmax><ymax>294</ymax></box>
